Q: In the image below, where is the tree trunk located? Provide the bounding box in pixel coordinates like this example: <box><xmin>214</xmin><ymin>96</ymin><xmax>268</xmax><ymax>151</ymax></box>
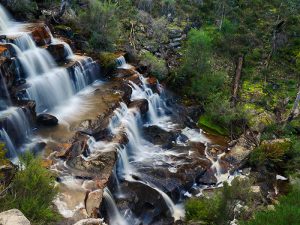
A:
<box><xmin>231</xmin><ymin>56</ymin><xmax>244</xmax><ymax>106</ymax></box>
<box><xmin>287</xmin><ymin>87</ymin><xmax>300</xmax><ymax>122</ymax></box>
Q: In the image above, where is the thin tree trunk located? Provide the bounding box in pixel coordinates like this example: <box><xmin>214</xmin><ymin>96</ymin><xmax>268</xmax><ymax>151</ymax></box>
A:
<box><xmin>287</xmin><ymin>87</ymin><xmax>300</xmax><ymax>122</ymax></box>
<box><xmin>231</xmin><ymin>56</ymin><xmax>244</xmax><ymax>106</ymax></box>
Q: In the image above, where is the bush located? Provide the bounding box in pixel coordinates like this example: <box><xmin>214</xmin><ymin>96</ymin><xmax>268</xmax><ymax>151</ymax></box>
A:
<box><xmin>78</xmin><ymin>0</ymin><xmax>121</xmax><ymax>51</ymax></box>
<box><xmin>185</xmin><ymin>178</ymin><xmax>254</xmax><ymax>224</ymax></box>
<box><xmin>242</xmin><ymin>186</ymin><xmax>300</xmax><ymax>225</ymax></box>
<box><xmin>6</xmin><ymin>0</ymin><xmax>37</xmax><ymax>19</ymax></box>
<box><xmin>0</xmin><ymin>152</ymin><xmax>59</xmax><ymax>225</ymax></box>
<box><xmin>140</xmin><ymin>51</ymin><xmax>168</xmax><ymax>80</ymax></box>
<box><xmin>250</xmin><ymin>139</ymin><xmax>292</xmax><ymax>165</ymax></box>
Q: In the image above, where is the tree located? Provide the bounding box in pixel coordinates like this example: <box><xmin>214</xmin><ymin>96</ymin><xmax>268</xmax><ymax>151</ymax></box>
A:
<box><xmin>78</xmin><ymin>0</ymin><xmax>121</xmax><ymax>51</ymax></box>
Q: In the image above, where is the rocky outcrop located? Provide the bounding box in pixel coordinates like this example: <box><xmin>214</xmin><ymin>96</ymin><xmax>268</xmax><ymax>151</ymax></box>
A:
<box><xmin>0</xmin><ymin>209</ymin><xmax>30</xmax><ymax>225</ymax></box>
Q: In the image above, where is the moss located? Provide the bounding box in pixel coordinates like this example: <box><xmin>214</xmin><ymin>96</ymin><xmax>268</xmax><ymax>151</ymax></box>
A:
<box><xmin>99</xmin><ymin>52</ymin><xmax>117</xmax><ymax>71</ymax></box>
<box><xmin>198</xmin><ymin>115</ymin><xmax>228</xmax><ymax>136</ymax></box>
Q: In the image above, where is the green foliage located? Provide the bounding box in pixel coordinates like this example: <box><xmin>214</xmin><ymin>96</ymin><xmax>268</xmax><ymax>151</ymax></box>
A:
<box><xmin>99</xmin><ymin>52</ymin><xmax>118</xmax><ymax>71</ymax></box>
<box><xmin>250</xmin><ymin>139</ymin><xmax>292</xmax><ymax>166</ymax></box>
<box><xmin>78</xmin><ymin>0</ymin><xmax>121</xmax><ymax>51</ymax></box>
<box><xmin>140</xmin><ymin>51</ymin><xmax>168</xmax><ymax>80</ymax></box>
<box><xmin>185</xmin><ymin>195</ymin><xmax>220</xmax><ymax>223</ymax></box>
<box><xmin>242</xmin><ymin>186</ymin><xmax>300</xmax><ymax>225</ymax></box>
<box><xmin>0</xmin><ymin>152</ymin><xmax>59</xmax><ymax>225</ymax></box>
<box><xmin>185</xmin><ymin>178</ymin><xmax>254</xmax><ymax>224</ymax></box>
<box><xmin>7</xmin><ymin>0</ymin><xmax>37</xmax><ymax>16</ymax></box>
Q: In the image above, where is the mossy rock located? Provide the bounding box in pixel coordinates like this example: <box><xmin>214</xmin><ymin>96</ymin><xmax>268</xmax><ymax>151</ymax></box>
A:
<box><xmin>98</xmin><ymin>52</ymin><xmax>118</xmax><ymax>70</ymax></box>
<box><xmin>248</xmin><ymin>111</ymin><xmax>276</xmax><ymax>132</ymax></box>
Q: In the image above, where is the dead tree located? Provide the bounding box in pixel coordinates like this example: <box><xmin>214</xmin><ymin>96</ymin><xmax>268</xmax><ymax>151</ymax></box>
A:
<box><xmin>231</xmin><ymin>55</ymin><xmax>244</xmax><ymax>106</ymax></box>
<box><xmin>287</xmin><ymin>86</ymin><xmax>300</xmax><ymax>122</ymax></box>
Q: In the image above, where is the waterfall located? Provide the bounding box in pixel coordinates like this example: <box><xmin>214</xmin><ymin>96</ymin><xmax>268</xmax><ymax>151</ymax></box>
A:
<box><xmin>0</xmin><ymin>5</ymin><xmax>11</xmax><ymax>32</ymax></box>
<box><xmin>116</xmin><ymin>56</ymin><xmax>131</xmax><ymax>69</ymax></box>
<box><xmin>0</xmin><ymin>107</ymin><xmax>32</xmax><ymax>158</ymax></box>
<box><xmin>26</xmin><ymin>68</ymin><xmax>74</xmax><ymax>113</ymax></box>
<box><xmin>103</xmin><ymin>188</ymin><xmax>129</xmax><ymax>225</ymax></box>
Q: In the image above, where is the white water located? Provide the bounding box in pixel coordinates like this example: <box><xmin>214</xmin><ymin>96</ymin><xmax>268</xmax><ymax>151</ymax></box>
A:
<box><xmin>0</xmin><ymin>107</ymin><xmax>31</xmax><ymax>158</ymax></box>
<box><xmin>116</xmin><ymin>56</ymin><xmax>132</xmax><ymax>69</ymax></box>
<box><xmin>103</xmin><ymin>188</ymin><xmax>129</xmax><ymax>225</ymax></box>
<box><xmin>0</xmin><ymin>3</ymin><xmax>99</xmax><ymax>159</ymax></box>
<box><xmin>0</xmin><ymin>5</ymin><xmax>11</xmax><ymax>32</ymax></box>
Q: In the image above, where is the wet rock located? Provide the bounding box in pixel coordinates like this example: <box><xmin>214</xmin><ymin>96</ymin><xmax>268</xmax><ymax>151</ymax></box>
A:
<box><xmin>129</xmin><ymin>99</ymin><xmax>149</xmax><ymax>114</ymax></box>
<box><xmin>143</xmin><ymin>125</ymin><xmax>179</xmax><ymax>146</ymax></box>
<box><xmin>67</xmin><ymin>150</ymin><xmax>117</xmax><ymax>176</ymax></box>
<box><xmin>61</xmin><ymin>132</ymin><xmax>90</xmax><ymax>159</ymax></box>
<box><xmin>30</xmin><ymin>24</ymin><xmax>52</xmax><ymax>46</ymax></box>
<box><xmin>0</xmin><ymin>209</ymin><xmax>31</xmax><ymax>225</ymax></box>
<box><xmin>37</xmin><ymin>113</ymin><xmax>58</xmax><ymax>126</ymax></box>
<box><xmin>31</xmin><ymin>141</ymin><xmax>47</xmax><ymax>155</ymax></box>
<box><xmin>197</xmin><ymin>169</ymin><xmax>217</xmax><ymax>185</ymax></box>
<box><xmin>54</xmin><ymin>25</ymin><xmax>74</xmax><ymax>39</ymax></box>
<box><xmin>0</xmin><ymin>161</ymin><xmax>16</xmax><ymax>186</ymax></box>
<box><xmin>47</xmin><ymin>43</ymin><xmax>67</xmax><ymax>62</ymax></box>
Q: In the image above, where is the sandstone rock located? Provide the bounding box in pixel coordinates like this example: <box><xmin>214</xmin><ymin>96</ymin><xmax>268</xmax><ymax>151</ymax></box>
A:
<box><xmin>30</xmin><ymin>25</ymin><xmax>52</xmax><ymax>46</ymax></box>
<box><xmin>73</xmin><ymin>218</ymin><xmax>106</xmax><ymax>225</ymax></box>
<box><xmin>85</xmin><ymin>189</ymin><xmax>103</xmax><ymax>217</ymax></box>
<box><xmin>37</xmin><ymin>113</ymin><xmax>58</xmax><ymax>126</ymax></box>
<box><xmin>0</xmin><ymin>209</ymin><xmax>30</xmax><ymax>225</ymax></box>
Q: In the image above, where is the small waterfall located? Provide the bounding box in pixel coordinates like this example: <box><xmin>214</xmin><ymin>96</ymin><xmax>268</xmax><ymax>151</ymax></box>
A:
<box><xmin>0</xmin><ymin>5</ymin><xmax>11</xmax><ymax>32</ymax></box>
<box><xmin>103</xmin><ymin>188</ymin><xmax>129</xmax><ymax>225</ymax></box>
<box><xmin>0</xmin><ymin>129</ymin><xmax>17</xmax><ymax>158</ymax></box>
<box><xmin>109</xmin><ymin>102</ymin><xmax>129</xmax><ymax>134</ymax></box>
<box><xmin>117</xmin><ymin>146</ymin><xmax>134</xmax><ymax>180</ymax></box>
<box><xmin>26</xmin><ymin>68</ymin><xmax>74</xmax><ymax>113</ymax></box>
<box><xmin>52</xmin><ymin>38</ymin><xmax>74</xmax><ymax>59</ymax></box>
<box><xmin>115</xmin><ymin>55</ymin><xmax>130</xmax><ymax>69</ymax></box>
<box><xmin>0</xmin><ymin>107</ymin><xmax>32</xmax><ymax>158</ymax></box>
<box><xmin>204</xmin><ymin>143</ymin><xmax>228</xmax><ymax>184</ymax></box>
<box><xmin>129</xmin><ymin>78</ymin><xmax>166</xmax><ymax>125</ymax></box>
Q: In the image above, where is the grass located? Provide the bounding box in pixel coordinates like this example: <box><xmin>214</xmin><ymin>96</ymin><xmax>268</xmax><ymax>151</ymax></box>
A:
<box><xmin>198</xmin><ymin>114</ymin><xmax>228</xmax><ymax>136</ymax></box>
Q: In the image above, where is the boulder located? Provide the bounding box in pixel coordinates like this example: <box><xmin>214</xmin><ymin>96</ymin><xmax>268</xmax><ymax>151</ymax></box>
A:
<box><xmin>85</xmin><ymin>189</ymin><xmax>103</xmax><ymax>217</ymax></box>
<box><xmin>30</xmin><ymin>25</ymin><xmax>52</xmax><ymax>46</ymax></box>
<box><xmin>74</xmin><ymin>218</ymin><xmax>106</xmax><ymax>225</ymax></box>
<box><xmin>46</xmin><ymin>43</ymin><xmax>67</xmax><ymax>62</ymax></box>
<box><xmin>143</xmin><ymin>125</ymin><xmax>179</xmax><ymax>146</ymax></box>
<box><xmin>37</xmin><ymin>113</ymin><xmax>58</xmax><ymax>126</ymax></box>
<box><xmin>129</xmin><ymin>99</ymin><xmax>149</xmax><ymax>114</ymax></box>
<box><xmin>0</xmin><ymin>209</ymin><xmax>30</xmax><ymax>225</ymax></box>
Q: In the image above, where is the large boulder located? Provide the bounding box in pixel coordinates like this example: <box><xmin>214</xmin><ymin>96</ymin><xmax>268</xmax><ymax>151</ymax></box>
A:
<box><xmin>46</xmin><ymin>43</ymin><xmax>68</xmax><ymax>62</ymax></box>
<box><xmin>0</xmin><ymin>209</ymin><xmax>30</xmax><ymax>225</ymax></box>
<box><xmin>37</xmin><ymin>113</ymin><xmax>58</xmax><ymax>126</ymax></box>
<box><xmin>129</xmin><ymin>99</ymin><xmax>149</xmax><ymax>114</ymax></box>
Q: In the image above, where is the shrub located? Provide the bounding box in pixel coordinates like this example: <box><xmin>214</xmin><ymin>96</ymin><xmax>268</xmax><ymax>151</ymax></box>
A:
<box><xmin>185</xmin><ymin>178</ymin><xmax>254</xmax><ymax>224</ymax></box>
<box><xmin>242</xmin><ymin>186</ymin><xmax>300</xmax><ymax>225</ymax></box>
<box><xmin>6</xmin><ymin>0</ymin><xmax>37</xmax><ymax>19</ymax></box>
<box><xmin>99</xmin><ymin>52</ymin><xmax>118</xmax><ymax>71</ymax></box>
<box><xmin>140</xmin><ymin>51</ymin><xmax>168</xmax><ymax>80</ymax></box>
<box><xmin>0</xmin><ymin>152</ymin><xmax>59</xmax><ymax>225</ymax></box>
<box><xmin>78</xmin><ymin>0</ymin><xmax>121</xmax><ymax>51</ymax></box>
<box><xmin>250</xmin><ymin>138</ymin><xmax>292</xmax><ymax>167</ymax></box>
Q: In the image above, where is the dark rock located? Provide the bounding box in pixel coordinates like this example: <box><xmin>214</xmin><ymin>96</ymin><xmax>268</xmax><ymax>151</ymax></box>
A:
<box><xmin>37</xmin><ymin>113</ymin><xmax>58</xmax><ymax>126</ymax></box>
<box><xmin>129</xmin><ymin>99</ymin><xmax>149</xmax><ymax>114</ymax></box>
<box><xmin>197</xmin><ymin>169</ymin><xmax>217</xmax><ymax>185</ymax></box>
<box><xmin>143</xmin><ymin>125</ymin><xmax>179</xmax><ymax>146</ymax></box>
<box><xmin>47</xmin><ymin>43</ymin><xmax>68</xmax><ymax>62</ymax></box>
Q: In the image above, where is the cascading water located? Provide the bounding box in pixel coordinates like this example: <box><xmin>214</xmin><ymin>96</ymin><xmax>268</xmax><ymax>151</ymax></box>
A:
<box><xmin>0</xmin><ymin>3</ymin><xmax>100</xmax><ymax>159</ymax></box>
<box><xmin>103</xmin><ymin>188</ymin><xmax>129</xmax><ymax>225</ymax></box>
<box><xmin>0</xmin><ymin>107</ymin><xmax>32</xmax><ymax>158</ymax></box>
<box><xmin>0</xmin><ymin>5</ymin><xmax>11</xmax><ymax>32</ymax></box>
